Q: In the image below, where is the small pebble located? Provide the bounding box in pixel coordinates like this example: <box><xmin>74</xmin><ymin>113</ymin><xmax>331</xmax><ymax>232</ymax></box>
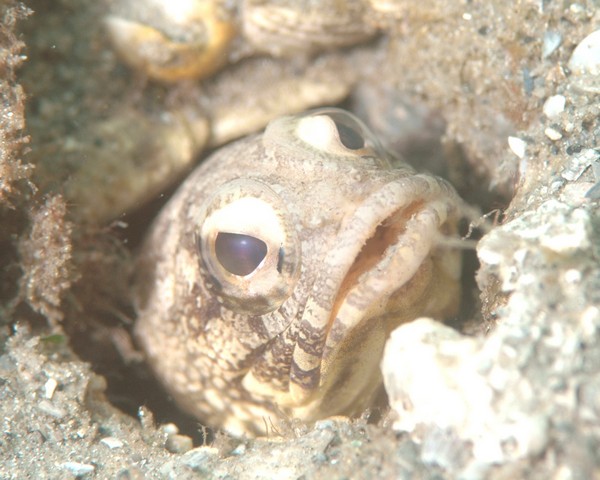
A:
<box><xmin>542</xmin><ymin>31</ymin><xmax>562</xmax><ymax>59</ymax></box>
<box><xmin>563</xmin><ymin>149</ymin><xmax>600</xmax><ymax>181</ymax></box>
<box><xmin>569</xmin><ymin>3</ymin><xmax>585</xmax><ymax>14</ymax></box>
<box><xmin>544</xmin><ymin>127</ymin><xmax>562</xmax><ymax>141</ymax></box>
<box><xmin>585</xmin><ymin>181</ymin><xmax>600</xmax><ymax>199</ymax></box>
<box><xmin>44</xmin><ymin>378</ymin><xmax>58</xmax><ymax>399</ymax></box>
<box><xmin>579</xmin><ymin>307</ymin><xmax>600</xmax><ymax>340</ymax></box>
<box><xmin>165</xmin><ymin>433</ymin><xmax>193</xmax><ymax>454</ymax></box>
<box><xmin>61</xmin><ymin>462</ymin><xmax>95</xmax><ymax>476</ymax></box>
<box><xmin>161</xmin><ymin>423</ymin><xmax>179</xmax><ymax>435</ymax></box>
<box><xmin>543</xmin><ymin>95</ymin><xmax>565</xmax><ymax>118</ymax></box>
<box><xmin>181</xmin><ymin>447</ymin><xmax>219</xmax><ymax>471</ymax></box>
<box><xmin>137</xmin><ymin>406</ymin><xmax>155</xmax><ymax>430</ymax></box>
<box><xmin>100</xmin><ymin>436</ymin><xmax>124</xmax><ymax>449</ymax></box>
<box><xmin>37</xmin><ymin>399</ymin><xmax>67</xmax><ymax>419</ymax></box>
<box><xmin>539</xmin><ymin>205</ymin><xmax>591</xmax><ymax>254</ymax></box>
<box><xmin>568</xmin><ymin>30</ymin><xmax>600</xmax><ymax>75</ymax></box>
<box><xmin>315</xmin><ymin>419</ymin><xmax>336</xmax><ymax>431</ymax></box>
<box><xmin>115</xmin><ymin>467</ymin><xmax>146</xmax><ymax>480</ymax></box>
<box><xmin>231</xmin><ymin>443</ymin><xmax>247</xmax><ymax>455</ymax></box>
<box><xmin>591</xmin><ymin>159</ymin><xmax>600</xmax><ymax>179</ymax></box>
<box><xmin>564</xmin><ymin>269</ymin><xmax>582</xmax><ymax>284</ymax></box>
<box><xmin>522</xmin><ymin>68</ymin><xmax>534</xmax><ymax>95</ymax></box>
<box><xmin>508</xmin><ymin>136</ymin><xmax>526</xmax><ymax>158</ymax></box>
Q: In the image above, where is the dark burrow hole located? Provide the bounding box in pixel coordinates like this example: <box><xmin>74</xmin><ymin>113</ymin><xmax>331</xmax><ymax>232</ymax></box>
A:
<box><xmin>0</xmin><ymin>0</ymin><xmax>533</xmax><ymax>463</ymax></box>
<box><xmin>7</xmin><ymin>99</ymin><xmax>509</xmax><ymax>448</ymax></box>
<box><xmin>65</xmin><ymin>177</ymin><xmax>218</xmax><ymax>446</ymax></box>
<box><xmin>92</xmin><ymin>126</ymin><xmax>497</xmax><ymax>446</ymax></box>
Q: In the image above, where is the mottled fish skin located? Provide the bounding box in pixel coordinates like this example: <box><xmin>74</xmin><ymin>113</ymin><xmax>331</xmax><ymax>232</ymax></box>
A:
<box><xmin>134</xmin><ymin>108</ymin><xmax>463</xmax><ymax>436</ymax></box>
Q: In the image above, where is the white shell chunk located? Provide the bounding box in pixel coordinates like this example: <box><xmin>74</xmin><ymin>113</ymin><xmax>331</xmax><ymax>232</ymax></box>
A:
<box><xmin>543</xmin><ymin>95</ymin><xmax>565</xmax><ymax>118</ymax></box>
<box><xmin>568</xmin><ymin>30</ymin><xmax>600</xmax><ymax>76</ymax></box>
<box><xmin>382</xmin><ymin>318</ymin><xmax>550</xmax><ymax>477</ymax></box>
<box><xmin>508</xmin><ymin>136</ymin><xmax>526</xmax><ymax>158</ymax></box>
<box><xmin>542</xmin><ymin>31</ymin><xmax>562</xmax><ymax>59</ymax></box>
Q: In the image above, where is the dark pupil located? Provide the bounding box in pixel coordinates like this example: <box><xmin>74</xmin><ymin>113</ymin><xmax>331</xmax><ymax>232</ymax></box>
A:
<box><xmin>333</xmin><ymin>120</ymin><xmax>365</xmax><ymax>150</ymax></box>
<box><xmin>215</xmin><ymin>232</ymin><xmax>268</xmax><ymax>276</ymax></box>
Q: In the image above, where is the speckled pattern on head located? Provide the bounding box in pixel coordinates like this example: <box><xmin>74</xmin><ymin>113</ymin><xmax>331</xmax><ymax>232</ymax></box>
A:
<box><xmin>134</xmin><ymin>108</ymin><xmax>463</xmax><ymax>436</ymax></box>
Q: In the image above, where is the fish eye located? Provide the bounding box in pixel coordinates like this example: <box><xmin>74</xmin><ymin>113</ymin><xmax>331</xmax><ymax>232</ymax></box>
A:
<box><xmin>195</xmin><ymin>179</ymin><xmax>301</xmax><ymax>315</ymax></box>
<box><xmin>214</xmin><ymin>232</ymin><xmax>268</xmax><ymax>277</ymax></box>
<box><xmin>325</xmin><ymin>111</ymin><xmax>366</xmax><ymax>150</ymax></box>
<box><xmin>294</xmin><ymin>108</ymin><xmax>385</xmax><ymax>157</ymax></box>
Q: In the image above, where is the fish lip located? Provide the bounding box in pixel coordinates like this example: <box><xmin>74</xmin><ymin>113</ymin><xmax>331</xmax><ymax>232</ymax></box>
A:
<box><xmin>322</xmin><ymin>200</ymin><xmax>437</xmax><ymax>357</ymax></box>
<box><xmin>288</xmin><ymin>175</ymin><xmax>457</xmax><ymax>404</ymax></box>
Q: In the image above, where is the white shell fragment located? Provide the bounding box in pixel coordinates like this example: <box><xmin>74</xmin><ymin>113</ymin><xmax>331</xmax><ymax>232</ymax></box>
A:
<box><xmin>481</xmin><ymin>200</ymin><xmax>591</xmax><ymax>269</ymax></box>
<box><xmin>542</xmin><ymin>31</ymin><xmax>562</xmax><ymax>59</ymax></box>
<box><xmin>538</xmin><ymin>205</ymin><xmax>591</xmax><ymax>254</ymax></box>
<box><xmin>43</xmin><ymin>378</ymin><xmax>58</xmax><ymax>399</ymax></box>
<box><xmin>561</xmin><ymin>148</ymin><xmax>600</xmax><ymax>182</ymax></box>
<box><xmin>382</xmin><ymin>318</ymin><xmax>550</xmax><ymax>476</ymax></box>
<box><xmin>100</xmin><ymin>437</ymin><xmax>124</xmax><ymax>449</ymax></box>
<box><xmin>542</xmin><ymin>95</ymin><xmax>565</xmax><ymax>118</ymax></box>
<box><xmin>381</xmin><ymin>192</ymin><xmax>599</xmax><ymax>478</ymax></box>
<box><xmin>568</xmin><ymin>30</ymin><xmax>600</xmax><ymax>75</ymax></box>
<box><xmin>508</xmin><ymin>136</ymin><xmax>526</xmax><ymax>158</ymax></box>
<box><xmin>61</xmin><ymin>462</ymin><xmax>95</xmax><ymax>476</ymax></box>
<box><xmin>544</xmin><ymin>127</ymin><xmax>562</xmax><ymax>140</ymax></box>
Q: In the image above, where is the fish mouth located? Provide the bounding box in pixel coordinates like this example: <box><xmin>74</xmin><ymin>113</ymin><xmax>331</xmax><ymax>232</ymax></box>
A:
<box><xmin>317</xmin><ymin>204</ymin><xmax>438</xmax><ymax>413</ymax></box>
<box><xmin>288</xmin><ymin>176</ymin><xmax>461</xmax><ymax>414</ymax></box>
<box><xmin>328</xmin><ymin>200</ymin><xmax>427</xmax><ymax>333</ymax></box>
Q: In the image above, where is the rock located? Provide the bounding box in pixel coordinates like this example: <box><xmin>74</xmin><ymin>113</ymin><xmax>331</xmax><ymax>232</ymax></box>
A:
<box><xmin>568</xmin><ymin>30</ymin><xmax>600</xmax><ymax>75</ymax></box>
<box><xmin>60</xmin><ymin>462</ymin><xmax>95</xmax><ymax>476</ymax></box>
<box><xmin>382</xmin><ymin>318</ymin><xmax>550</xmax><ymax>479</ymax></box>
<box><xmin>507</xmin><ymin>136</ymin><xmax>526</xmax><ymax>159</ymax></box>
<box><xmin>542</xmin><ymin>31</ymin><xmax>562</xmax><ymax>59</ymax></box>
<box><xmin>542</xmin><ymin>95</ymin><xmax>566</xmax><ymax>119</ymax></box>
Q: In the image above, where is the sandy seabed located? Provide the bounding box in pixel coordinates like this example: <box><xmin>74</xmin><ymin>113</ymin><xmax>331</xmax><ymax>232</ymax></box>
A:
<box><xmin>2</xmin><ymin>1</ymin><xmax>600</xmax><ymax>478</ymax></box>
